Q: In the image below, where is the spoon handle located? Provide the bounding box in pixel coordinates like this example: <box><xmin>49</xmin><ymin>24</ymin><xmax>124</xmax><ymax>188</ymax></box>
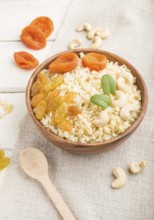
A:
<box><xmin>39</xmin><ymin>174</ymin><xmax>76</xmax><ymax>220</ymax></box>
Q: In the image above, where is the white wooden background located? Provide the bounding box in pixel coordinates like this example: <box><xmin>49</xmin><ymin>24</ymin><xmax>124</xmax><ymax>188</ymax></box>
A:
<box><xmin>0</xmin><ymin>0</ymin><xmax>72</xmax><ymax>184</ymax></box>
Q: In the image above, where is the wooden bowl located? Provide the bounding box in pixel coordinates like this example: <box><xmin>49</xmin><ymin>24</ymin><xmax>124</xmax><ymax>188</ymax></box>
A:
<box><xmin>26</xmin><ymin>49</ymin><xmax>148</xmax><ymax>154</ymax></box>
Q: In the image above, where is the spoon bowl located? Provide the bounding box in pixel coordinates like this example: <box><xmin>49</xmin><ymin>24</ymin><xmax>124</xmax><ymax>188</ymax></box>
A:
<box><xmin>20</xmin><ymin>147</ymin><xmax>48</xmax><ymax>179</ymax></box>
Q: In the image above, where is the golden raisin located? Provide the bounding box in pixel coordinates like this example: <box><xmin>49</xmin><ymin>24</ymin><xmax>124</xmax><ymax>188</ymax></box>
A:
<box><xmin>35</xmin><ymin>100</ymin><xmax>46</xmax><ymax>120</ymax></box>
<box><xmin>46</xmin><ymin>90</ymin><xmax>61</xmax><ymax>112</ymax></box>
<box><xmin>31</xmin><ymin>80</ymin><xmax>42</xmax><ymax>96</ymax></box>
<box><xmin>40</xmin><ymin>75</ymin><xmax>64</xmax><ymax>96</ymax></box>
<box><xmin>58</xmin><ymin>119</ymin><xmax>73</xmax><ymax>132</ymax></box>
<box><xmin>49</xmin><ymin>95</ymin><xmax>64</xmax><ymax>113</ymax></box>
<box><xmin>37</xmin><ymin>73</ymin><xmax>48</xmax><ymax>84</ymax></box>
<box><xmin>0</xmin><ymin>157</ymin><xmax>10</xmax><ymax>171</ymax></box>
<box><xmin>55</xmin><ymin>102</ymin><xmax>68</xmax><ymax>123</ymax></box>
<box><xmin>30</xmin><ymin>93</ymin><xmax>44</xmax><ymax>107</ymax></box>
<box><xmin>0</xmin><ymin>150</ymin><xmax>5</xmax><ymax>158</ymax></box>
<box><xmin>64</xmin><ymin>92</ymin><xmax>75</xmax><ymax>104</ymax></box>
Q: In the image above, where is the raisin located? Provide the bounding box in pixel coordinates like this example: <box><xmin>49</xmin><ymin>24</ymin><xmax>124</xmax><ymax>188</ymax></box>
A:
<box><xmin>35</xmin><ymin>100</ymin><xmax>46</xmax><ymax>120</ymax></box>
<box><xmin>31</xmin><ymin>80</ymin><xmax>42</xmax><ymax>96</ymax></box>
<box><xmin>54</xmin><ymin>102</ymin><xmax>68</xmax><ymax>123</ymax></box>
<box><xmin>37</xmin><ymin>73</ymin><xmax>48</xmax><ymax>84</ymax></box>
<box><xmin>0</xmin><ymin>157</ymin><xmax>10</xmax><ymax>171</ymax></box>
<box><xmin>64</xmin><ymin>92</ymin><xmax>75</xmax><ymax>104</ymax></box>
<box><xmin>58</xmin><ymin>119</ymin><xmax>73</xmax><ymax>132</ymax></box>
<box><xmin>30</xmin><ymin>93</ymin><xmax>44</xmax><ymax>107</ymax></box>
<box><xmin>68</xmin><ymin>106</ymin><xmax>81</xmax><ymax>116</ymax></box>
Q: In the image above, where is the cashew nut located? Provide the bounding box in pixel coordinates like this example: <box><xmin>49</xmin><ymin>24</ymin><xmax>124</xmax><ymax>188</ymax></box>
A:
<box><xmin>86</xmin><ymin>28</ymin><xmax>102</xmax><ymax>39</ymax></box>
<box><xmin>68</xmin><ymin>39</ymin><xmax>82</xmax><ymax>50</ymax></box>
<box><xmin>117</xmin><ymin>77</ymin><xmax>129</xmax><ymax>92</ymax></box>
<box><xmin>96</xmin><ymin>28</ymin><xmax>110</xmax><ymax>39</ymax></box>
<box><xmin>92</xmin><ymin>111</ymin><xmax>109</xmax><ymax>127</ymax></box>
<box><xmin>112</xmin><ymin>90</ymin><xmax>126</xmax><ymax>107</ymax></box>
<box><xmin>76</xmin><ymin>23</ymin><xmax>92</xmax><ymax>32</ymax></box>
<box><xmin>112</xmin><ymin>167</ymin><xmax>126</xmax><ymax>189</ymax></box>
<box><xmin>129</xmin><ymin>161</ymin><xmax>146</xmax><ymax>174</ymax></box>
<box><xmin>90</xmin><ymin>36</ymin><xmax>102</xmax><ymax>49</ymax></box>
<box><xmin>120</xmin><ymin>104</ymin><xmax>138</xmax><ymax>120</ymax></box>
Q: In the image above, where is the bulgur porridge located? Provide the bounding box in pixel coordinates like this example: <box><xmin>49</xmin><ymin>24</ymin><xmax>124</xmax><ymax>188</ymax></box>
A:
<box><xmin>30</xmin><ymin>52</ymin><xmax>141</xmax><ymax>143</ymax></box>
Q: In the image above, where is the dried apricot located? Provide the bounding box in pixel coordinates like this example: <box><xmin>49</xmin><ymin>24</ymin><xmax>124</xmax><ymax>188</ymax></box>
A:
<box><xmin>68</xmin><ymin>106</ymin><xmax>81</xmax><ymax>116</ymax></box>
<box><xmin>82</xmin><ymin>53</ymin><xmax>107</xmax><ymax>71</ymax></box>
<box><xmin>14</xmin><ymin>51</ymin><xmax>39</xmax><ymax>69</ymax></box>
<box><xmin>34</xmin><ymin>100</ymin><xmax>46</xmax><ymax>120</ymax></box>
<box><xmin>55</xmin><ymin>102</ymin><xmax>68</xmax><ymax>123</ymax></box>
<box><xmin>64</xmin><ymin>92</ymin><xmax>75</xmax><ymax>104</ymax></box>
<box><xmin>30</xmin><ymin>16</ymin><xmax>54</xmax><ymax>38</ymax></box>
<box><xmin>20</xmin><ymin>25</ymin><xmax>46</xmax><ymax>50</ymax></box>
<box><xmin>49</xmin><ymin>53</ymin><xmax>79</xmax><ymax>73</ymax></box>
<box><xmin>0</xmin><ymin>157</ymin><xmax>10</xmax><ymax>171</ymax></box>
<box><xmin>30</xmin><ymin>93</ymin><xmax>44</xmax><ymax>107</ymax></box>
<box><xmin>37</xmin><ymin>73</ymin><xmax>48</xmax><ymax>84</ymax></box>
<box><xmin>58</xmin><ymin>119</ymin><xmax>73</xmax><ymax>132</ymax></box>
<box><xmin>31</xmin><ymin>80</ymin><xmax>42</xmax><ymax>96</ymax></box>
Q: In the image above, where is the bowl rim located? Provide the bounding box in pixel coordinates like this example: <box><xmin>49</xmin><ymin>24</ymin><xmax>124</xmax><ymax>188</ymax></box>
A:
<box><xmin>26</xmin><ymin>48</ymin><xmax>148</xmax><ymax>148</ymax></box>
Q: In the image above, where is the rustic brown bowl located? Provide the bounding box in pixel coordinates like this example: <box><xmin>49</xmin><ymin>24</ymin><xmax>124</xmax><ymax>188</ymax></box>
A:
<box><xmin>26</xmin><ymin>49</ymin><xmax>148</xmax><ymax>154</ymax></box>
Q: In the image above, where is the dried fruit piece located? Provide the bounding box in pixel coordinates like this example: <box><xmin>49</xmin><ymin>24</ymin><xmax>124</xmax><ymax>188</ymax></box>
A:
<box><xmin>20</xmin><ymin>25</ymin><xmax>46</xmax><ymax>50</ymax></box>
<box><xmin>37</xmin><ymin>73</ymin><xmax>48</xmax><ymax>84</ymax></box>
<box><xmin>0</xmin><ymin>150</ymin><xmax>5</xmax><ymax>158</ymax></box>
<box><xmin>68</xmin><ymin>106</ymin><xmax>81</xmax><ymax>116</ymax></box>
<box><xmin>64</xmin><ymin>92</ymin><xmax>75</xmax><ymax>104</ymax></box>
<box><xmin>51</xmin><ymin>113</ymin><xmax>57</xmax><ymax>127</ymax></box>
<box><xmin>55</xmin><ymin>102</ymin><xmax>68</xmax><ymax>123</ymax></box>
<box><xmin>49</xmin><ymin>53</ymin><xmax>79</xmax><ymax>73</ymax></box>
<box><xmin>30</xmin><ymin>16</ymin><xmax>54</xmax><ymax>38</ymax></box>
<box><xmin>34</xmin><ymin>100</ymin><xmax>46</xmax><ymax>120</ymax></box>
<box><xmin>31</xmin><ymin>80</ymin><xmax>42</xmax><ymax>96</ymax></box>
<box><xmin>14</xmin><ymin>51</ymin><xmax>39</xmax><ymax>69</ymax></box>
<box><xmin>58</xmin><ymin>119</ymin><xmax>73</xmax><ymax>132</ymax></box>
<box><xmin>46</xmin><ymin>90</ymin><xmax>61</xmax><ymax>112</ymax></box>
<box><xmin>49</xmin><ymin>95</ymin><xmax>64</xmax><ymax>113</ymax></box>
<box><xmin>0</xmin><ymin>157</ymin><xmax>10</xmax><ymax>171</ymax></box>
<box><xmin>41</xmin><ymin>75</ymin><xmax>64</xmax><ymax>96</ymax></box>
<box><xmin>82</xmin><ymin>53</ymin><xmax>107</xmax><ymax>71</ymax></box>
<box><xmin>50</xmin><ymin>75</ymin><xmax>64</xmax><ymax>90</ymax></box>
<box><xmin>30</xmin><ymin>93</ymin><xmax>44</xmax><ymax>107</ymax></box>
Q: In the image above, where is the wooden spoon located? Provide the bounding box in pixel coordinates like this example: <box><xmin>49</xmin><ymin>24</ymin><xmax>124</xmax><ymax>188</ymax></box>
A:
<box><xmin>20</xmin><ymin>147</ymin><xmax>76</xmax><ymax>220</ymax></box>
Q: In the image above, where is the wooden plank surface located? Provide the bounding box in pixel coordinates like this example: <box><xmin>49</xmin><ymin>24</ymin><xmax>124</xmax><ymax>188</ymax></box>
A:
<box><xmin>0</xmin><ymin>0</ymin><xmax>72</xmax><ymax>182</ymax></box>
<box><xmin>0</xmin><ymin>0</ymin><xmax>72</xmax><ymax>41</ymax></box>
<box><xmin>0</xmin><ymin>41</ymin><xmax>54</xmax><ymax>90</ymax></box>
<box><xmin>0</xmin><ymin>93</ymin><xmax>27</xmax><ymax>150</ymax></box>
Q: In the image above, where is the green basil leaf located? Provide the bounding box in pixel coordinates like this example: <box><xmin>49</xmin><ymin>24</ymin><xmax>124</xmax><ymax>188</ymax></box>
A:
<box><xmin>90</xmin><ymin>94</ymin><xmax>111</xmax><ymax>109</ymax></box>
<box><xmin>101</xmin><ymin>74</ymin><xmax>116</xmax><ymax>95</ymax></box>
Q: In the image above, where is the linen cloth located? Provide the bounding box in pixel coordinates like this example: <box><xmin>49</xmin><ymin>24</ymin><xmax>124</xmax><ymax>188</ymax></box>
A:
<box><xmin>0</xmin><ymin>0</ymin><xmax>154</xmax><ymax>219</ymax></box>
